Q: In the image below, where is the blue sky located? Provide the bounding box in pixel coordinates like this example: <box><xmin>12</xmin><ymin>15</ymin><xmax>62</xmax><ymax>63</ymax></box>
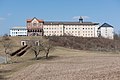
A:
<box><xmin>0</xmin><ymin>0</ymin><xmax>120</xmax><ymax>35</ymax></box>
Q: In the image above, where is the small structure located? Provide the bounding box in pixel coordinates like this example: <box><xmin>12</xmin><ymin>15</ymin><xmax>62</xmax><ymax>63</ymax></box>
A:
<box><xmin>98</xmin><ymin>23</ymin><xmax>114</xmax><ymax>39</ymax></box>
<box><xmin>21</xmin><ymin>40</ymin><xmax>40</xmax><ymax>46</ymax></box>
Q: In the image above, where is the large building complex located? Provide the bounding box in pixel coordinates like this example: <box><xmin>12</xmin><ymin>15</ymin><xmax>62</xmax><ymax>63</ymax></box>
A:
<box><xmin>10</xmin><ymin>17</ymin><xmax>114</xmax><ymax>39</ymax></box>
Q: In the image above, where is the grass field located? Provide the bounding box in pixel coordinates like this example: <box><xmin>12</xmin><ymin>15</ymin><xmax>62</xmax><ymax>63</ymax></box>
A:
<box><xmin>0</xmin><ymin>47</ymin><xmax>120</xmax><ymax>80</ymax></box>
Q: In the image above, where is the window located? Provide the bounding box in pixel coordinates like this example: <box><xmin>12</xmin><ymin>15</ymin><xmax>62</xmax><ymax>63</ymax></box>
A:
<box><xmin>33</xmin><ymin>23</ymin><xmax>37</xmax><ymax>26</ymax></box>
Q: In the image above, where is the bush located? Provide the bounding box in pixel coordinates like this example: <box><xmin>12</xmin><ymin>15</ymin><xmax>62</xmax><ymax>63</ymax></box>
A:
<box><xmin>47</xmin><ymin>36</ymin><xmax>120</xmax><ymax>52</ymax></box>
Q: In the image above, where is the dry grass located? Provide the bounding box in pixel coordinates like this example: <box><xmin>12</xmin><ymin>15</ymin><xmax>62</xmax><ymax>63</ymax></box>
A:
<box><xmin>0</xmin><ymin>47</ymin><xmax>120</xmax><ymax>80</ymax></box>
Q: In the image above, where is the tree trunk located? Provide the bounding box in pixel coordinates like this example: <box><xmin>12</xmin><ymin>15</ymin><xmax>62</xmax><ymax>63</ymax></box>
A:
<box><xmin>46</xmin><ymin>52</ymin><xmax>48</xmax><ymax>59</ymax></box>
<box><xmin>46</xmin><ymin>50</ymin><xmax>49</xmax><ymax>59</ymax></box>
<box><xmin>5</xmin><ymin>48</ymin><xmax>8</xmax><ymax>64</ymax></box>
<box><xmin>5</xmin><ymin>53</ymin><xmax>8</xmax><ymax>64</ymax></box>
<box><xmin>34</xmin><ymin>51</ymin><xmax>38</xmax><ymax>60</ymax></box>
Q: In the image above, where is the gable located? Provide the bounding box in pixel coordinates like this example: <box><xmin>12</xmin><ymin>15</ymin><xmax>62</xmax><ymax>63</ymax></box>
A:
<box><xmin>98</xmin><ymin>23</ymin><xmax>113</xmax><ymax>29</ymax></box>
<box><xmin>27</xmin><ymin>17</ymin><xmax>44</xmax><ymax>23</ymax></box>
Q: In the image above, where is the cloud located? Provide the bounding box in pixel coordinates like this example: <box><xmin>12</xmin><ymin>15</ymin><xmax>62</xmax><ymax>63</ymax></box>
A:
<box><xmin>0</xmin><ymin>13</ymin><xmax>12</xmax><ymax>21</ymax></box>
<box><xmin>73</xmin><ymin>16</ymin><xmax>90</xmax><ymax>20</ymax></box>
<box><xmin>0</xmin><ymin>17</ymin><xmax>6</xmax><ymax>20</ymax></box>
<box><xmin>7</xmin><ymin>13</ymin><xmax>12</xmax><ymax>16</ymax></box>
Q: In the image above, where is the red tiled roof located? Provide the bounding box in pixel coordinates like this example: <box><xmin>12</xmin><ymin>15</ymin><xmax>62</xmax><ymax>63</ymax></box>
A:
<box><xmin>27</xmin><ymin>17</ymin><xmax>44</xmax><ymax>23</ymax></box>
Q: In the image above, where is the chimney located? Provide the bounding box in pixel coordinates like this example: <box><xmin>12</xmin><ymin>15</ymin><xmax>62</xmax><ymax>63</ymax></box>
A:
<box><xmin>79</xmin><ymin>16</ymin><xmax>83</xmax><ymax>23</ymax></box>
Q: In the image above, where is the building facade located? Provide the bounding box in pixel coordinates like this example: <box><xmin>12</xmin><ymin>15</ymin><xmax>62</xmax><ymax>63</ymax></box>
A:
<box><xmin>26</xmin><ymin>17</ymin><xmax>99</xmax><ymax>37</ymax></box>
<box><xmin>98</xmin><ymin>23</ymin><xmax>114</xmax><ymax>39</ymax></box>
<box><xmin>10</xmin><ymin>27</ymin><xmax>27</xmax><ymax>36</ymax></box>
<box><xmin>27</xmin><ymin>17</ymin><xmax>44</xmax><ymax>36</ymax></box>
<box><xmin>9</xmin><ymin>17</ymin><xmax>114</xmax><ymax>39</ymax></box>
<box><xmin>43</xmin><ymin>22</ymin><xmax>99</xmax><ymax>37</ymax></box>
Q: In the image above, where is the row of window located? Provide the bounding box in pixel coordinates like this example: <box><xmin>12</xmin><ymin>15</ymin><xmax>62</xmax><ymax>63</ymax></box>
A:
<box><xmin>44</xmin><ymin>27</ymin><xmax>93</xmax><ymax>30</ymax></box>
<box><xmin>65</xmin><ymin>28</ymin><xmax>93</xmax><ymax>30</ymax></box>
<box><xmin>44</xmin><ymin>31</ymin><xmax>93</xmax><ymax>33</ymax></box>
<box><xmin>27</xmin><ymin>23</ymin><xmax>43</xmax><ymax>26</ymax></box>
<box><xmin>44</xmin><ymin>33</ymin><xmax>94</xmax><ymax>37</ymax></box>
<box><xmin>44</xmin><ymin>31</ymin><xmax>62</xmax><ymax>33</ymax></box>
<box><xmin>11</xmin><ymin>29</ymin><xmax>27</xmax><ymax>31</ymax></box>
<box><xmin>44</xmin><ymin>28</ymin><xmax>62</xmax><ymax>30</ymax></box>
<box><xmin>11</xmin><ymin>32</ymin><xmax>27</xmax><ymax>34</ymax></box>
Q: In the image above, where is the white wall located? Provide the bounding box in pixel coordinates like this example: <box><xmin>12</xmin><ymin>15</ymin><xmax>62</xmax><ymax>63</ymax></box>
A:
<box><xmin>10</xmin><ymin>29</ymin><xmax>27</xmax><ymax>36</ymax></box>
<box><xmin>43</xmin><ymin>24</ymin><xmax>99</xmax><ymax>37</ymax></box>
<box><xmin>43</xmin><ymin>25</ymin><xmax>63</xmax><ymax>36</ymax></box>
<box><xmin>99</xmin><ymin>27</ymin><xmax>114</xmax><ymax>39</ymax></box>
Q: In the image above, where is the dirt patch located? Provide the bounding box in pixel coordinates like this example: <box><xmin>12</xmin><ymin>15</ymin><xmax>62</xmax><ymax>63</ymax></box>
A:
<box><xmin>9</xmin><ymin>55</ymin><xmax>120</xmax><ymax>80</ymax></box>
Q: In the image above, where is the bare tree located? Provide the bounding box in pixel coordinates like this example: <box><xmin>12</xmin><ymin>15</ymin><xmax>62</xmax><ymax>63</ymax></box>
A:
<box><xmin>29</xmin><ymin>38</ymin><xmax>44</xmax><ymax>60</ymax></box>
<box><xmin>43</xmin><ymin>39</ymin><xmax>54</xmax><ymax>59</ymax></box>
<box><xmin>1</xmin><ymin>34</ymin><xmax>13</xmax><ymax>63</ymax></box>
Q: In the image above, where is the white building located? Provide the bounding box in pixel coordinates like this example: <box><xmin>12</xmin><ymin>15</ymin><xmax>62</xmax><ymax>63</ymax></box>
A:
<box><xmin>10</xmin><ymin>27</ymin><xmax>27</xmax><ymax>36</ymax></box>
<box><xmin>98</xmin><ymin>23</ymin><xmax>114</xmax><ymax>39</ymax></box>
<box><xmin>27</xmin><ymin>17</ymin><xmax>99</xmax><ymax>37</ymax></box>
<box><xmin>43</xmin><ymin>22</ymin><xmax>99</xmax><ymax>37</ymax></box>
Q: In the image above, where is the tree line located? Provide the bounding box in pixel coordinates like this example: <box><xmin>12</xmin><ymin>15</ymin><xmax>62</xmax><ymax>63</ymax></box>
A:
<box><xmin>47</xmin><ymin>35</ymin><xmax>120</xmax><ymax>52</ymax></box>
